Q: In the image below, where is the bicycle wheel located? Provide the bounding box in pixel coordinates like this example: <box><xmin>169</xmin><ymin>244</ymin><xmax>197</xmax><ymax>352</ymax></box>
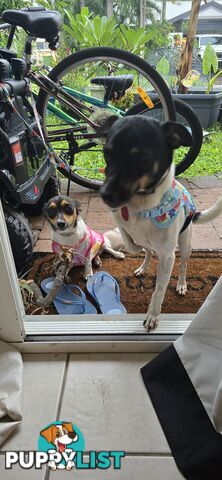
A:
<box><xmin>126</xmin><ymin>97</ymin><xmax>203</xmax><ymax>176</ymax></box>
<box><xmin>36</xmin><ymin>47</ymin><xmax>175</xmax><ymax>190</ymax></box>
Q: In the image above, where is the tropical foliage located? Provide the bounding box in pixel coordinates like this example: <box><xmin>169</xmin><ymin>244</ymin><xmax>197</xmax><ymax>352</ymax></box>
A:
<box><xmin>0</xmin><ymin>0</ymin><xmax>27</xmax><ymax>15</ymax></box>
<box><xmin>62</xmin><ymin>6</ymin><xmax>172</xmax><ymax>56</ymax></box>
<box><xmin>202</xmin><ymin>43</ymin><xmax>222</xmax><ymax>94</ymax></box>
<box><xmin>63</xmin><ymin>7</ymin><xmax>118</xmax><ymax>48</ymax></box>
<box><xmin>118</xmin><ymin>24</ymin><xmax>153</xmax><ymax>55</ymax></box>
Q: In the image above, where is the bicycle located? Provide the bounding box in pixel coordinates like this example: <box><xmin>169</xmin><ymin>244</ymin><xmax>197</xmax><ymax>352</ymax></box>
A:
<box><xmin>1</xmin><ymin>6</ymin><xmax>202</xmax><ymax>196</ymax></box>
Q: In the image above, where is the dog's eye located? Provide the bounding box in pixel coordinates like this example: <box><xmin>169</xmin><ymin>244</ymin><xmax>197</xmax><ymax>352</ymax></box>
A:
<box><xmin>48</xmin><ymin>206</ymin><xmax>58</xmax><ymax>218</ymax></box>
<box><xmin>63</xmin><ymin>204</ymin><xmax>73</xmax><ymax>215</ymax></box>
<box><xmin>56</xmin><ymin>431</ymin><xmax>61</xmax><ymax>437</ymax></box>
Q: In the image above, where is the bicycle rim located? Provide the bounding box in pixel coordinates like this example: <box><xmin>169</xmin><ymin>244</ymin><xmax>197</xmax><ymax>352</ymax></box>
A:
<box><xmin>37</xmin><ymin>47</ymin><xmax>175</xmax><ymax>189</ymax></box>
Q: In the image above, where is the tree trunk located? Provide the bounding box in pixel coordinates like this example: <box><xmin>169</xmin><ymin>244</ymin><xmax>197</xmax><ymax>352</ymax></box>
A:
<box><xmin>177</xmin><ymin>0</ymin><xmax>202</xmax><ymax>93</ymax></box>
<box><xmin>107</xmin><ymin>0</ymin><xmax>113</xmax><ymax>17</ymax></box>
<box><xmin>140</xmin><ymin>0</ymin><xmax>146</xmax><ymax>27</ymax></box>
<box><xmin>162</xmin><ymin>0</ymin><xmax>166</xmax><ymax>22</ymax></box>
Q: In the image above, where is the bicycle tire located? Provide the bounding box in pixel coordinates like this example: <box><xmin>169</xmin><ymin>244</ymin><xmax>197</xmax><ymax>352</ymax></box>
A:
<box><xmin>126</xmin><ymin>98</ymin><xmax>203</xmax><ymax>176</ymax></box>
<box><xmin>37</xmin><ymin>47</ymin><xmax>175</xmax><ymax>190</ymax></box>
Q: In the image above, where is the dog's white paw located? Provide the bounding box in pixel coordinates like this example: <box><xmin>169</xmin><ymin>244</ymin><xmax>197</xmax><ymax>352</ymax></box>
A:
<box><xmin>143</xmin><ymin>312</ymin><xmax>160</xmax><ymax>331</ymax></box>
<box><xmin>134</xmin><ymin>264</ymin><xmax>146</xmax><ymax>276</ymax></box>
<box><xmin>114</xmin><ymin>251</ymin><xmax>125</xmax><ymax>259</ymax></box>
<box><xmin>176</xmin><ymin>282</ymin><xmax>187</xmax><ymax>296</ymax></box>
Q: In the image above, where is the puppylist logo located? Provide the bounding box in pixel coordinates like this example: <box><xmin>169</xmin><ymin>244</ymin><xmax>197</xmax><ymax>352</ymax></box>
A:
<box><xmin>5</xmin><ymin>421</ymin><xmax>125</xmax><ymax>471</ymax></box>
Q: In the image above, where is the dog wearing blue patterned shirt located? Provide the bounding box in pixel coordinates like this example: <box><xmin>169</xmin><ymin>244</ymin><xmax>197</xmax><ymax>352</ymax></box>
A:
<box><xmin>98</xmin><ymin>115</ymin><xmax>222</xmax><ymax>331</ymax></box>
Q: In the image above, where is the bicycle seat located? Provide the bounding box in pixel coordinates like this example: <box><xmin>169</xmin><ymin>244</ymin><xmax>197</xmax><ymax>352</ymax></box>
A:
<box><xmin>2</xmin><ymin>7</ymin><xmax>62</xmax><ymax>43</ymax></box>
<box><xmin>91</xmin><ymin>75</ymin><xmax>133</xmax><ymax>102</ymax></box>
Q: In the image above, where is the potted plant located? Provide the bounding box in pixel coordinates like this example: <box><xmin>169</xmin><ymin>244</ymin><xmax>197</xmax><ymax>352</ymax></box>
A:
<box><xmin>175</xmin><ymin>43</ymin><xmax>222</xmax><ymax>128</ymax></box>
<box><xmin>153</xmin><ymin>46</ymin><xmax>222</xmax><ymax>129</ymax></box>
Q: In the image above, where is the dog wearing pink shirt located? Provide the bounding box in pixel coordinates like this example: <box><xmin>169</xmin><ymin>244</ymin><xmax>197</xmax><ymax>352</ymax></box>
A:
<box><xmin>45</xmin><ymin>195</ymin><xmax>125</xmax><ymax>280</ymax></box>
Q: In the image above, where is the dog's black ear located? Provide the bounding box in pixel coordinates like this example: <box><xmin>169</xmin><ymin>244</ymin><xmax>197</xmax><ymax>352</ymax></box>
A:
<box><xmin>96</xmin><ymin>115</ymin><xmax>119</xmax><ymax>138</ymax></box>
<box><xmin>73</xmin><ymin>199</ymin><xmax>81</xmax><ymax>215</ymax></box>
<box><xmin>162</xmin><ymin>122</ymin><xmax>193</xmax><ymax>149</ymax></box>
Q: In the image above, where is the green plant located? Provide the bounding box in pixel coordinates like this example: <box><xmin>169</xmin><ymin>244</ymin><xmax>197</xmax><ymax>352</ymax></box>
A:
<box><xmin>156</xmin><ymin>57</ymin><xmax>170</xmax><ymax>78</ymax></box>
<box><xmin>0</xmin><ymin>0</ymin><xmax>29</xmax><ymax>15</ymax></box>
<box><xmin>118</xmin><ymin>24</ymin><xmax>153</xmax><ymax>55</ymax></box>
<box><xmin>202</xmin><ymin>43</ymin><xmax>222</xmax><ymax>94</ymax></box>
<box><xmin>63</xmin><ymin>7</ymin><xmax>118</xmax><ymax>49</ymax></box>
<box><xmin>111</xmin><ymin>89</ymin><xmax>134</xmax><ymax>110</ymax></box>
<box><xmin>62</xmin><ymin>7</ymin><xmax>170</xmax><ymax>57</ymax></box>
<box><xmin>145</xmin><ymin>21</ymin><xmax>173</xmax><ymax>52</ymax></box>
<box><xmin>177</xmin><ymin>125</ymin><xmax>222</xmax><ymax>178</ymax></box>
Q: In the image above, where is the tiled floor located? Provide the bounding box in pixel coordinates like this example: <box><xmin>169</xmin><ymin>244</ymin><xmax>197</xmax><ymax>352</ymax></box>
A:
<box><xmin>31</xmin><ymin>175</ymin><xmax>222</xmax><ymax>252</ymax></box>
<box><xmin>0</xmin><ymin>353</ymin><xmax>184</xmax><ymax>479</ymax></box>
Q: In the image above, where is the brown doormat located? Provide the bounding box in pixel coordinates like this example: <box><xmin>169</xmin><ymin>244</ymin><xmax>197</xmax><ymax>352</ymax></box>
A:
<box><xmin>26</xmin><ymin>250</ymin><xmax>222</xmax><ymax>315</ymax></box>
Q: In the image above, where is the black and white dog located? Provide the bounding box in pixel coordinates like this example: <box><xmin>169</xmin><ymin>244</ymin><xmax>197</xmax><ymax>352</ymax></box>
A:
<box><xmin>99</xmin><ymin>115</ymin><xmax>222</xmax><ymax>331</ymax></box>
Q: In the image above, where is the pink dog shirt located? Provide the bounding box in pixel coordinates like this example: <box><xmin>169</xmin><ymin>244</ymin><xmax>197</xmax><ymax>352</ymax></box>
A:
<box><xmin>52</xmin><ymin>227</ymin><xmax>105</xmax><ymax>266</ymax></box>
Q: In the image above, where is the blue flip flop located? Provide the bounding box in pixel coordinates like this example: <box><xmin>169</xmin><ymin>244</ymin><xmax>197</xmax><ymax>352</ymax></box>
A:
<box><xmin>86</xmin><ymin>271</ymin><xmax>127</xmax><ymax>315</ymax></box>
<box><xmin>41</xmin><ymin>277</ymin><xmax>97</xmax><ymax>314</ymax></box>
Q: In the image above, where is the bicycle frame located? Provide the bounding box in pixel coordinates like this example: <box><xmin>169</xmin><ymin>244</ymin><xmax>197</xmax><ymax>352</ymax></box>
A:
<box><xmin>34</xmin><ymin>80</ymin><xmax>124</xmax><ymax>126</ymax></box>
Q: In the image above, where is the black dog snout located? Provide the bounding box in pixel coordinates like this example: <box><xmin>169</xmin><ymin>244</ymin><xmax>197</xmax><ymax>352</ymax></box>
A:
<box><xmin>68</xmin><ymin>431</ymin><xmax>76</xmax><ymax>439</ymax></box>
<box><xmin>57</xmin><ymin>219</ymin><xmax>66</xmax><ymax>230</ymax></box>
<box><xmin>101</xmin><ymin>184</ymin><xmax>131</xmax><ymax>208</ymax></box>
<box><xmin>100</xmin><ymin>189</ymin><xmax>120</xmax><ymax>208</ymax></box>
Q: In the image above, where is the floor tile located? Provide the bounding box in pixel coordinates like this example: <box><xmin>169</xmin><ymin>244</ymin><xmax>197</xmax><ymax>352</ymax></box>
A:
<box><xmin>88</xmin><ymin>196</ymin><xmax>110</xmax><ymax>212</ymax></box>
<box><xmin>188</xmin><ymin>175</ymin><xmax>222</xmax><ymax>189</ymax></box>
<box><xmin>212</xmin><ymin>217</ymin><xmax>222</xmax><ymax>238</ymax></box>
<box><xmin>60</xmin><ymin>354</ymin><xmax>170</xmax><ymax>453</ymax></box>
<box><xmin>60</xmin><ymin>181</ymin><xmax>92</xmax><ymax>195</ymax></box>
<box><xmin>0</xmin><ymin>454</ymin><xmax>46</xmax><ymax>480</ymax></box>
<box><xmin>192</xmin><ymin>225</ymin><xmax>222</xmax><ymax>249</ymax></box>
<box><xmin>2</xmin><ymin>354</ymin><xmax>67</xmax><ymax>451</ymax></box>
<box><xmin>33</xmin><ymin>240</ymin><xmax>52</xmax><ymax>252</ymax></box>
<box><xmin>48</xmin><ymin>455</ymin><xmax>183</xmax><ymax>479</ymax></box>
<box><xmin>39</xmin><ymin>220</ymin><xmax>52</xmax><ymax>240</ymax></box>
<box><xmin>86</xmin><ymin>211</ymin><xmax>115</xmax><ymax>230</ymax></box>
<box><xmin>29</xmin><ymin>215</ymin><xmax>45</xmax><ymax>230</ymax></box>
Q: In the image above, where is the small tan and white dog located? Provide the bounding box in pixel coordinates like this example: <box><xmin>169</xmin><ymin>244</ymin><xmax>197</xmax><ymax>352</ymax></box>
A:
<box><xmin>99</xmin><ymin>115</ymin><xmax>222</xmax><ymax>331</ymax></box>
<box><xmin>40</xmin><ymin>422</ymin><xmax>78</xmax><ymax>470</ymax></box>
<box><xmin>45</xmin><ymin>195</ymin><xmax>125</xmax><ymax>280</ymax></box>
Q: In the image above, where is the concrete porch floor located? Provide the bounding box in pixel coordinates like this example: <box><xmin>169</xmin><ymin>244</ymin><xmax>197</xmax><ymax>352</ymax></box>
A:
<box><xmin>0</xmin><ymin>353</ymin><xmax>184</xmax><ymax>479</ymax></box>
<box><xmin>31</xmin><ymin>175</ymin><xmax>222</xmax><ymax>252</ymax></box>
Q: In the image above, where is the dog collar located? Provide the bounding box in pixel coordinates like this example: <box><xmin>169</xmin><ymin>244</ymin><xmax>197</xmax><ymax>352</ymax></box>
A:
<box><xmin>136</xmin><ymin>180</ymin><xmax>196</xmax><ymax>232</ymax></box>
<box><xmin>137</xmin><ymin>182</ymin><xmax>180</xmax><ymax>219</ymax></box>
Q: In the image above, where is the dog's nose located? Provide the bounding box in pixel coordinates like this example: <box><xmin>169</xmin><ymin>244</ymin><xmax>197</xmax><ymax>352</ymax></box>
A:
<box><xmin>57</xmin><ymin>219</ymin><xmax>66</xmax><ymax>230</ymax></box>
<box><xmin>101</xmin><ymin>191</ymin><xmax>118</xmax><ymax>207</ymax></box>
<box><xmin>68</xmin><ymin>431</ymin><xmax>77</xmax><ymax>439</ymax></box>
<box><xmin>100</xmin><ymin>188</ymin><xmax>126</xmax><ymax>208</ymax></box>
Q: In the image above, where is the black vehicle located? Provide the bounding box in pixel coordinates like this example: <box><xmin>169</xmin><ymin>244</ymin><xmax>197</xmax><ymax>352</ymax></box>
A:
<box><xmin>0</xmin><ymin>9</ymin><xmax>61</xmax><ymax>275</ymax></box>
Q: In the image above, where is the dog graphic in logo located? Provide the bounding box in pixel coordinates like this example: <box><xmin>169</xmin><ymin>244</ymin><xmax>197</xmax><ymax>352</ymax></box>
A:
<box><xmin>39</xmin><ymin>421</ymin><xmax>84</xmax><ymax>470</ymax></box>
